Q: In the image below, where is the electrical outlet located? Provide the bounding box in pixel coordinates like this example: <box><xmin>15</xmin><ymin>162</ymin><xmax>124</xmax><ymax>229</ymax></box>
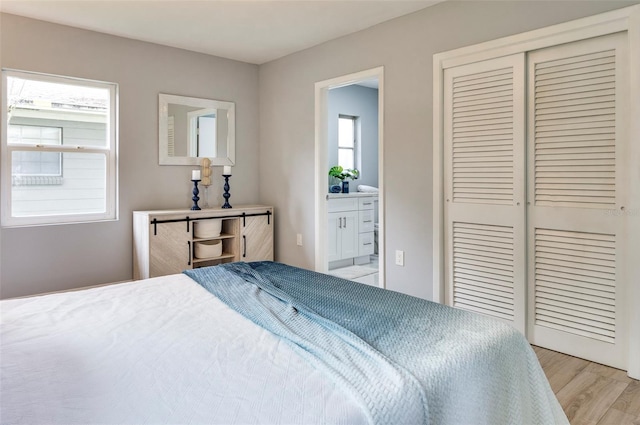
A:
<box><xmin>395</xmin><ymin>250</ymin><xmax>404</xmax><ymax>266</ymax></box>
<box><xmin>296</xmin><ymin>233</ymin><xmax>303</xmax><ymax>246</ymax></box>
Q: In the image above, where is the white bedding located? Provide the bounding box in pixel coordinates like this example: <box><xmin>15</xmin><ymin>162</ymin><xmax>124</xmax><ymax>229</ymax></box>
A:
<box><xmin>0</xmin><ymin>274</ymin><xmax>367</xmax><ymax>425</ymax></box>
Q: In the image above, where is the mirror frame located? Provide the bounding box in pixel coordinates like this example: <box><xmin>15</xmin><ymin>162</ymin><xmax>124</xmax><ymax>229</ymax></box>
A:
<box><xmin>159</xmin><ymin>93</ymin><xmax>235</xmax><ymax>166</ymax></box>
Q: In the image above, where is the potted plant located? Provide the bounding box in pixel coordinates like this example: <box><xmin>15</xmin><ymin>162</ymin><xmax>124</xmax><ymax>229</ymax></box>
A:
<box><xmin>328</xmin><ymin>166</ymin><xmax>359</xmax><ymax>193</ymax></box>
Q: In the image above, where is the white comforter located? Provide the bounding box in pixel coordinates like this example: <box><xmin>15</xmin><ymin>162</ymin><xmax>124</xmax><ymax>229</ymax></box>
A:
<box><xmin>0</xmin><ymin>275</ymin><xmax>367</xmax><ymax>425</ymax></box>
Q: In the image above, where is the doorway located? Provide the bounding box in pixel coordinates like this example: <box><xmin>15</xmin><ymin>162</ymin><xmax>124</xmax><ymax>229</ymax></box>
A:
<box><xmin>314</xmin><ymin>67</ymin><xmax>384</xmax><ymax>288</ymax></box>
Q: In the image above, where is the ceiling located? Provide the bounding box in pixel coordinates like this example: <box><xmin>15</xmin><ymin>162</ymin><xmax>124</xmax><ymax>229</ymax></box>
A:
<box><xmin>0</xmin><ymin>0</ymin><xmax>443</xmax><ymax>65</ymax></box>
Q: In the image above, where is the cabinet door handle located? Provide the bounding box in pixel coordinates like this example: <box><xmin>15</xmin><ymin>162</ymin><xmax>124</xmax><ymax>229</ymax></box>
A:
<box><xmin>243</xmin><ymin>235</ymin><xmax>247</xmax><ymax>258</ymax></box>
<box><xmin>338</xmin><ymin>217</ymin><xmax>342</xmax><ymax>228</ymax></box>
<box><xmin>363</xmin><ymin>220</ymin><xmax>372</xmax><ymax>223</ymax></box>
<box><xmin>187</xmin><ymin>241</ymin><xmax>192</xmax><ymax>266</ymax></box>
<box><xmin>343</xmin><ymin>217</ymin><xmax>347</xmax><ymax>228</ymax></box>
<box><xmin>363</xmin><ymin>242</ymin><xmax>372</xmax><ymax>246</ymax></box>
<box><xmin>363</xmin><ymin>202</ymin><xmax>372</xmax><ymax>206</ymax></box>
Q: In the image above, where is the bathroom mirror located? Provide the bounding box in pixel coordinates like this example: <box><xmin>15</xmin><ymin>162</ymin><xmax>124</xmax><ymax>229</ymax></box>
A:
<box><xmin>159</xmin><ymin>93</ymin><xmax>235</xmax><ymax>166</ymax></box>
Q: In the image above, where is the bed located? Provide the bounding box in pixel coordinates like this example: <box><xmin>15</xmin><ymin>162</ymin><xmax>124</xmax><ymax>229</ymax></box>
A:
<box><xmin>0</xmin><ymin>261</ymin><xmax>568</xmax><ymax>424</ymax></box>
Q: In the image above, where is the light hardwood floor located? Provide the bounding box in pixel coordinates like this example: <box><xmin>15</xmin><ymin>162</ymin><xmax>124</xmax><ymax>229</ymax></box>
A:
<box><xmin>534</xmin><ymin>346</ymin><xmax>640</xmax><ymax>425</ymax></box>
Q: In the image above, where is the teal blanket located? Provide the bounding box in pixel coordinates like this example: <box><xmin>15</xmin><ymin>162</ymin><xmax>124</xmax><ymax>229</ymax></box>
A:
<box><xmin>185</xmin><ymin>262</ymin><xmax>567</xmax><ymax>425</ymax></box>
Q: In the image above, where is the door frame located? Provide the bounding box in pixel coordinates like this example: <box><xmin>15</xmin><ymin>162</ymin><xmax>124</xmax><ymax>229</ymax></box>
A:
<box><xmin>432</xmin><ymin>5</ymin><xmax>640</xmax><ymax>378</ymax></box>
<box><xmin>314</xmin><ymin>66</ymin><xmax>385</xmax><ymax>288</ymax></box>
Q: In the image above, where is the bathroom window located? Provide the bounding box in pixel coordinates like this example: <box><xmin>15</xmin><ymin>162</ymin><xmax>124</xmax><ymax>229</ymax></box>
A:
<box><xmin>1</xmin><ymin>69</ymin><xmax>118</xmax><ymax>227</ymax></box>
<box><xmin>338</xmin><ymin>115</ymin><xmax>357</xmax><ymax>170</ymax></box>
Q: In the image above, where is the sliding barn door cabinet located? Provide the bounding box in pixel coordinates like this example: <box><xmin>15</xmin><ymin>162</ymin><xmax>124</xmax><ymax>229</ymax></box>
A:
<box><xmin>133</xmin><ymin>205</ymin><xmax>273</xmax><ymax>280</ymax></box>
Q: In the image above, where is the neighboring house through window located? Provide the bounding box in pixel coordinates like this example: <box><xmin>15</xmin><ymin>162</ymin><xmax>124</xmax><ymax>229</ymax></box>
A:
<box><xmin>1</xmin><ymin>69</ymin><xmax>118</xmax><ymax>226</ymax></box>
<box><xmin>10</xmin><ymin>125</ymin><xmax>63</xmax><ymax>183</ymax></box>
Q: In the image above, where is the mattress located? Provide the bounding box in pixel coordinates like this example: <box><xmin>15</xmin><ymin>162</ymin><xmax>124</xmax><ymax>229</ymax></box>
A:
<box><xmin>0</xmin><ymin>273</ymin><xmax>367</xmax><ymax>425</ymax></box>
<box><xmin>1</xmin><ymin>262</ymin><xmax>568</xmax><ymax>425</ymax></box>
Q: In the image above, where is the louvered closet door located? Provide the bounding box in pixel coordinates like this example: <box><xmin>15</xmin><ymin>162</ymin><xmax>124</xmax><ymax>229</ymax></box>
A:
<box><xmin>444</xmin><ymin>54</ymin><xmax>526</xmax><ymax>333</ymax></box>
<box><xmin>527</xmin><ymin>33</ymin><xmax>628</xmax><ymax>369</ymax></box>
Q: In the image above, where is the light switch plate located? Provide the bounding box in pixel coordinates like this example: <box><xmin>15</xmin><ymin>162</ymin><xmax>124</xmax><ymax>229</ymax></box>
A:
<box><xmin>296</xmin><ymin>233</ymin><xmax>303</xmax><ymax>246</ymax></box>
<box><xmin>395</xmin><ymin>250</ymin><xmax>404</xmax><ymax>266</ymax></box>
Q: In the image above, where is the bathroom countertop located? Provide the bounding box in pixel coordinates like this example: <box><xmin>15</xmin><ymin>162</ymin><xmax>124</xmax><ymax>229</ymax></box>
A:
<box><xmin>326</xmin><ymin>192</ymin><xmax>378</xmax><ymax>199</ymax></box>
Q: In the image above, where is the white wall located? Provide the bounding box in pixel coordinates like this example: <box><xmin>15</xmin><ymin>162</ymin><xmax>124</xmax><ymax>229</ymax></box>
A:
<box><xmin>258</xmin><ymin>0</ymin><xmax>638</xmax><ymax>299</ymax></box>
<box><xmin>0</xmin><ymin>13</ymin><xmax>260</xmax><ymax>299</ymax></box>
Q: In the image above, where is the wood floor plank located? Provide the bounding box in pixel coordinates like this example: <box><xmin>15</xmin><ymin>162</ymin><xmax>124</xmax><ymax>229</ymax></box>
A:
<box><xmin>585</xmin><ymin>362</ymin><xmax>633</xmax><ymax>384</ymax></box>
<box><xmin>556</xmin><ymin>370</ymin><xmax>629</xmax><ymax>425</ymax></box>
<box><xmin>596</xmin><ymin>408</ymin><xmax>640</xmax><ymax>425</ymax></box>
<box><xmin>539</xmin><ymin>349</ymin><xmax>590</xmax><ymax>393</ymax></box>
<box><xmin>534</xmin><ymin>346</ymin><xmax>640</xmax><ymax>425</ymax></box>
<box><xmin>611</xmin><ymin>380</ymin><xmax>640</xmax><ymax>417</ymax></box>
<box><xmin>534</xmin><ymin>345</ymin><xmax>556</xmax><ymax>367</ymax></box>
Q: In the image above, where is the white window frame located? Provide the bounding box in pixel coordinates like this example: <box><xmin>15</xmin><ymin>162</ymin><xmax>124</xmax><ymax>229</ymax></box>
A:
<box><xmin>1</xmin><ymin>69</ymin><xmax>119</xmax><ymax>227</ymax></box>
<box><xmin>338</xmin><ymin>114</ymin><xmax>358</xmax><ymax>170</ymax></box>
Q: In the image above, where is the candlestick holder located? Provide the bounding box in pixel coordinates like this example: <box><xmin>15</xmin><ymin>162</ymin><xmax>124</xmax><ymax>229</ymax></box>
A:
<box><xmin>222</xmin><ymin>174</ymin><xmax>232</xmax><ymax>209</ymax></box>
<box><xmin>191</xmin><ymin>179</ymin><xmax>201</xmax><ymax>210</ymax></box>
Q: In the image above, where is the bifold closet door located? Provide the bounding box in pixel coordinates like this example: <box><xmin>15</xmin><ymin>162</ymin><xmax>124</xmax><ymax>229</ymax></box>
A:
<box><xmin>527</xmin><ymin>33</ymin><xmax>628</xmax><ymax>369</ymax></box>
<box><xmin>443</xmin><ymin>54</ymin><xmax>527</xmax><ymax>333</ymax></box>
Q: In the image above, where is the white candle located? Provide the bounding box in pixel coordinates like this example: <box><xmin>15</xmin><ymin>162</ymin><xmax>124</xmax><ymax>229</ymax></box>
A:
<box><xmin>223</xmin><ymin>166</ymin><xmax>232</xmax><ymax>175</ymax></box>
<box><xmin>192</xmin><ymin>169</ymin><xmax>201</xmax><ymax>180</ymax></box>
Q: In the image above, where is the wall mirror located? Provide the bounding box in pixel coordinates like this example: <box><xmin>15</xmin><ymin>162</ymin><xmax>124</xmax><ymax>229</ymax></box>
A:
<box><xmin>159</xmin><ymin>93</ymin><xmax>235</xmax><ymax>165</ymax></box>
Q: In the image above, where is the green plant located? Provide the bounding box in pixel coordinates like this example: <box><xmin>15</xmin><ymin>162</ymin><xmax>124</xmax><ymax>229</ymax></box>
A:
<box><xmin>329</xmin><ymin>165</ymin><xmax>345</xmax><ymax>180</ymax></box>
<box><xmin>343</xmin><ymin>168</ymin><xmax>359</xmax><ymax>180</ymax></box>
<box><xmin>329</xmin><ymin>166</ymin><xmax>359</xmax><ymax>181</ymax></box>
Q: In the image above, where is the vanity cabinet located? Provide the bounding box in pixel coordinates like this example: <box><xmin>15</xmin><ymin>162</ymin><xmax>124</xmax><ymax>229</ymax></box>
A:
<box><xmin>133</xmin><ymin>205</ymin><xmax>273</xmax><ymax>280</ymax></box>
<box><xmin>357</xmin><ymin>198</ymin><xmax>375</xmax><ymax>257</ymax></box>
<box><xmin>327</xmin><ymin>195</ymin><xmax>377</xmax><ymax>265</ymax></box>
<box><xmin>328</xmin><ymin>210</ymin><xmax>359</xmax><ymax>262</ymax></box>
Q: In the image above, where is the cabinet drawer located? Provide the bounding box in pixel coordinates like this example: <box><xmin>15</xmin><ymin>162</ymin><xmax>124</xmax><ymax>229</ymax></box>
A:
<box><xmin>359</xmin><ymin>232</ymin><xmax>375</xmax><ymax>256</ymax></box>
<box><xmin>359</xmin><ymin>210</ymin><xmax>374</xmax><ymax>233</ymax></box>
<box><xmin>358</xmin><ymin>197</ymin><xmax>375</xmax><ymax>210</ymax></box>
<box><xmin>328</xmin><ymin>198</ymin><xmax>359</xmax><ymax>213</ymax></box>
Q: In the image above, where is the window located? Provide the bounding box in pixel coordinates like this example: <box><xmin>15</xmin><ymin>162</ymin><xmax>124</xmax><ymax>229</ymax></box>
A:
<box><xmin>10</xmin><ymin>125</ymin><xmax>63</xmax><ymax>179</ymax></box>
<box><xmin>1</xmin><ymin>69</ymin><xmax>118</xmax><ymax>226</ymax></box>
<box><xmin>338</xmin><ymin>115</ymin><xmax>357</xmax><ymax>170</ymax></box>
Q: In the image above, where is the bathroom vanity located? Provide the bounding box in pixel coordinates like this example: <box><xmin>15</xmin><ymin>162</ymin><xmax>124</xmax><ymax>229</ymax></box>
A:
<box><xmin>327</xmin><ymin>193</ymin><xmax>378</xmax><ymax>269</ymax></box>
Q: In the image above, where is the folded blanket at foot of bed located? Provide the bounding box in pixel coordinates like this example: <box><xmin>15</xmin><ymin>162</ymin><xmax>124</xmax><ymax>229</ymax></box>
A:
<box><xmin>185</xmin><ymin>261</ymin><xmax>568</xmax><ymax>425</ymax></box>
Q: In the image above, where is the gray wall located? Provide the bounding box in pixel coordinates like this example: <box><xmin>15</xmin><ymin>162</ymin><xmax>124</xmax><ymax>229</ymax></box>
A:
<box><xmin>258</xmin><ymin>1</ymin><xmax>637</xmax><ymax>299</ymax></box>
<box><xmin>328</xmin><ymin>84</ymin><xmax>379</xmax><ymax>189</ymax></box>
<box><xmin>0</xmin><ymin>13</ymin><xmax>259</xmax><ymax>299</ymax></box>
<box><xmin>1</xmin><ymin>2</ymin><xmax>636</xmax><ymax>300</ymax></box>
